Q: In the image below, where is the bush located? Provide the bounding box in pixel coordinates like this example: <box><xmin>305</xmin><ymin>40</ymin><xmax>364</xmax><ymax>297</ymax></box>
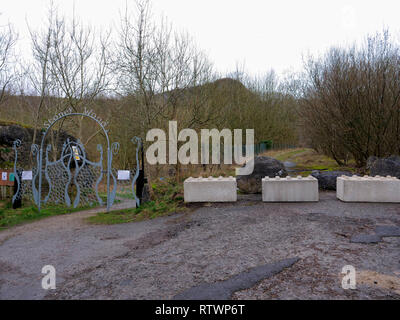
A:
<box><xmin>300</xmin><ymin>30</ymin><xmax>400</xmax><ymax>167</ymax></box>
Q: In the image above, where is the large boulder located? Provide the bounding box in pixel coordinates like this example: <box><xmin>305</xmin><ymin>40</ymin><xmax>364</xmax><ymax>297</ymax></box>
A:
<box><xmin>0</xmin><ymin>123</ymin><xmax>76</xmax><ymax>168</ymax></box>
<box><xmin>237</xmin><ymin>156</ymin><xmax>287</xmax><ymax>194</ymax></box>
<box><xmin>367</xmin><ymin>155</ymin><xmax>400</xmax><ymax>179</ymax></box>
<box><xmin>311</xmin><ymin>170</ymin><xmax>353</xmax><ymax>190</ymax></box>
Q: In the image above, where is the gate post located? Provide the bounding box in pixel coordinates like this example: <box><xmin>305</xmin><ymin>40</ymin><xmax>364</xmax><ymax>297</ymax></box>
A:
<box><xmin>107</xmin><ymin>146</ymin><xmax>111</xmax><ymax>212</ymax></box>
<box><xmin>38</xmin><ymin>146</ymin><xmax>43</xmax><ymax>212</ymax></box>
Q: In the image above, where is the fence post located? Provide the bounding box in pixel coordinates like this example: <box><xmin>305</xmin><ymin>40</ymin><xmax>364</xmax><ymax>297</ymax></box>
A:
<box><xmin>12</xmin><ymin>170</ymin><xmax>22</xmax><ymax>209</ymax></box>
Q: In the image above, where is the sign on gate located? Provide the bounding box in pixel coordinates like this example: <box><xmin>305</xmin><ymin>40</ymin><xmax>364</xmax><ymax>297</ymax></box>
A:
<box><xmin>0</xmin><ymin>170</ymin><xmax>14</xmax><ymax>186</ymax></box>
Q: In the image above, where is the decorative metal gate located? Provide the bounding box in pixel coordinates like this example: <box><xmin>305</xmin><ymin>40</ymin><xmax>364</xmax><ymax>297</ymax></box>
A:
<box><xmin>12</xmin><ymin>108</ymin><xmax>142</xmax><ymax>212</ymax></box>
<box><xmin>44</xmin><ymin>139</ymin><xmax>104</xmax><ymax>208</ymax></box>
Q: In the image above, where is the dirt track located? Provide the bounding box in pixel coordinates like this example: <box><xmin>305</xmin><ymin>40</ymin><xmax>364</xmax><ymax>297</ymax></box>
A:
<box><xmin>0</xmin><ymin>192</ymin><xmax>399</xmax><ymax>299</ymax></box>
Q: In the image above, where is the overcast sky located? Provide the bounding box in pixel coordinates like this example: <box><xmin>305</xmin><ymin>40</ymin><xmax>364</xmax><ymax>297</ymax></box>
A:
<box><xmin>2</xmin><ymin>0</ymin><xmax>400</xmax><ymax>76</ymax></box>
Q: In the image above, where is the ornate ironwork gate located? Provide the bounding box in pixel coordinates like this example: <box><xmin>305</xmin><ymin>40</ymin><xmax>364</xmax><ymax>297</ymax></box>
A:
<box><xmin>44</xmin><ymin>139</ymin><xmax>104</xmax><ymax>208</ymax></box>
<box><xmin>12</xmin><ymin>108</ymin><xmax>142</xmax><ymax>212</ymax></box>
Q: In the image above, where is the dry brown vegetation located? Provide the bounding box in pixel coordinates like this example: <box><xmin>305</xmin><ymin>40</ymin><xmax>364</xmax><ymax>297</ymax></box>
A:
<box><xmin>300</xmin><ymin>30</ymin><xmax>400</xmax><ymax>167</ymax></box>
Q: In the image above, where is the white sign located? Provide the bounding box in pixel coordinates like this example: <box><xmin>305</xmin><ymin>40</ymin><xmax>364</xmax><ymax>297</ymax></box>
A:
<box><xmin>22</xmin><ymin>171</ymin><xmax>33</xmax><ymax>181</ymax></box>
<box><xmin>1</xmin><ymin>172</ymin><xmax>7</xmax><ymax>181</ymax></box>
<box><xmin>117</xmin><ymin>170</ymin><xmax>130</xmax><ymax>180</ymax></box>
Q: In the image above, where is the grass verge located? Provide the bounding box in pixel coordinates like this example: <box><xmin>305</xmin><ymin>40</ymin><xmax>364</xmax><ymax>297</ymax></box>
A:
<box><xmin>86</xmin><ymin>179</ymin><xmax>186</xmax><ymax>225</ymax></box>
<box><xmin>263</xmin><ymin>148</ymin><xmax>357</xmax><ymax>173</ymax></box>
<box><xmin>0</xmin><ymin>200</ymin><xmax>91</xmax><ymax>231</ymax></box>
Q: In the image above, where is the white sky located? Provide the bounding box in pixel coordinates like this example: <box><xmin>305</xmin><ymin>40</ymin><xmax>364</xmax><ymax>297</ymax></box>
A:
<box><xmin>1</xmin><ymin>0</ymin><xmax>400</xmax><ymax>76</ymax></box>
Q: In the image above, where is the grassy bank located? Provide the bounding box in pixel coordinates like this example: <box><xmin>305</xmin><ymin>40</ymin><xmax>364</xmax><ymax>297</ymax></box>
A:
<box><xmin>86</xmin><ymin>179</ymin><xmax>187</xmax><ymax>225</ymax></box>
<box><xmin>263</xmin><ymin>148</ymin><xmax>357</xmax><ymax>174</ymax></box>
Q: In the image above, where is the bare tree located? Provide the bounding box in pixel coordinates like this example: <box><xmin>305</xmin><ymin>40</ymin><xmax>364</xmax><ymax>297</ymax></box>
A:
<box><xmin>0</xmin><ymin>17</ymin><xmax>17</xmax><ymax>107</ymax></box>
<box><xmin>115</xmin><ymin>0</ymin><xmax>158</xmax><ymax>132</ymax></box>
<box><xmin>23</xmin><ymin>4</ymin><xmax>57</xmax><ymax>145</ymax></box>
<box><xmin>47</xmin><ymin>8</ymin><xmax>113</xmax><ymax>143</ymax></box>
<box><xmin>115</xmin><ymin>0</ymin><xmax>215</xmax><ymax>132</ymax></box>
<box><xmin>114</xmin><ymin>0</ymin><xmax>217</xmax><ymax>182</ymax></box>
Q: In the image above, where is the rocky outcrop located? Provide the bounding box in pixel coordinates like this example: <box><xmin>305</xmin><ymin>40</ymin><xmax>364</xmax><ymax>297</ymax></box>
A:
<box><xmin>0</xmin><ymin>122</ymin><xmax>75</xmax><ymax>167</ymax></box>
<box><xmin>311</xmin><ymin>170</ymin><xmax>354</xmax><ymax>190</ymax></box>
<box><xmin>367</xmin><ymin>155</ymin><xmax>400</xmax><ymax>179</ymax></box>
<box><xmin>237</xmin><ymin>156</ymin><xmax>287</xmax><ymax>194</ymax></box>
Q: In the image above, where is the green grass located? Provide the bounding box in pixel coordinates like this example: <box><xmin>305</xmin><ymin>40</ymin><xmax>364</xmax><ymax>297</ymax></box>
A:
<box><xmin>0</xmin><ymin>179</ymin><xmax>187</xmax><ymax>229</ymax></box>
<box><xmin>98</xmin><ymin>190</ymin><xmax>138</xmax><ymax>201</ymax></box>
<box><xmin>264</xmin><ymin>148</ymin><xmax>358</xmax><ymax>173</ymax></box>
<box><xmin>86</xmin><ymin>179</ymin><xmax>186</xmax><ymax>225</ymax></box>
<box><xmin>269</xmin><ymin>148</ymin><xmax>310</xmax><ymax>161</ymax></box>
<box><xmin>0</xmin><ymin>200</ymin><xmax>91</xmax><ymax>231</ymax></box>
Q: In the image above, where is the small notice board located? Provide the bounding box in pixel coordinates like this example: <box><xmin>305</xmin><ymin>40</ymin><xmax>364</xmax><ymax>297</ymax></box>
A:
<box><xmin>0</xmin><ymin>170</ymin><xmax>15</xmax><ymax>187</ymax></box>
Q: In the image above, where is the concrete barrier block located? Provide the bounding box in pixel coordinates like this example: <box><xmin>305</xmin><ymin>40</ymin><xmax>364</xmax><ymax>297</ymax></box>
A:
<box><xmin>262</xmin><ymin>175</ymin><xmax>318</xmax><ymax>202</ymax></box>
<box><xmin>337</xmin><ymin>175</ymin><xmax>400</xmax><ymax>202</ymax></box>
<box><xmin>184</xmin><ymin>176</ymin><xmax>237</xmax><ymax>202</ymax></box>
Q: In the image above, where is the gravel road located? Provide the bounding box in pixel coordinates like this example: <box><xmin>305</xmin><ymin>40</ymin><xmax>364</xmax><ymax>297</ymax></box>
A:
<box><xmin>0</xmin><ymin>192</ymin><xmax>399</xmax><ymax>300</ymax></box>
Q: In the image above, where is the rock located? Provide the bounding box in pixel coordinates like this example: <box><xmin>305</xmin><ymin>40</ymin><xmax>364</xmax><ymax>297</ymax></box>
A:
<box><xmin>374</xmin><ymin>225</ymin><xmax>400</xmax><ymax>237</ymax></box>
<box><xmin>368</xmin><ymin>155</ymin><xmax>400</xmax><ymax>179</ymax></box>
<box><xmin>366</xmin><ymin>156</ymin><xmax>378</xmax><ymax>170</ymax></box>
<box><xmin>311</xmin><ymin>170</ymin><xmax>353</xmax><ymax>190</ymax></box>
<box><xmin>0</xmin><ymin>123</ymin><xmax>75</xmax><ymax>167</ymax></box>
<box><xmin>283</xmin><ymin>161</ymin><xmax>296</xmax><ymax>168</ymax></box>
<box><xmin>350</xmin><ymin>234</ymin><xmax>382</xmax><ymax>244</ymax></box>
<box><xmin>237</xmin><ymin>156</ymin><xmax>287</xmax><ymax>194</ymax></box>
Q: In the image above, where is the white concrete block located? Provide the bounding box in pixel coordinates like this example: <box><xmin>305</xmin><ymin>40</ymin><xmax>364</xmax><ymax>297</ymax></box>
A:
<box><xmin>262</xmin><ymin>175</ymin><xmax>318</xmax><ymax>202</ymax></box>
<box><xmin>184</xmin><ymin>176</ymin><xmax>237</xmax><ymax>202</ymax></box>
<box><xmin>337</xmin><ymin>175</ymin><xmax>400</xmax><ymax>202</ymax></box>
